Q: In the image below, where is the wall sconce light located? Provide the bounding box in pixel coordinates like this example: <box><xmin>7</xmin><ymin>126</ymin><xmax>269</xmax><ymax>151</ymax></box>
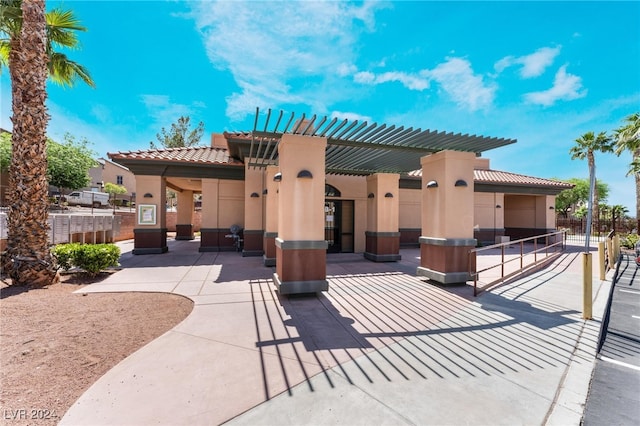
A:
<box><xmin>426</xmin><ymin>180</ymin><xmax>438</xmax><ymax>188</ymax></box>
<box><xmin>368</xmin><ymin>193</ymin><xmax>375</xmax><ymax>199</ymax></box>
<box><xmin>495</xmin><ymin>204</ymin><xmax>502</xmax><ymax>208</ymax></box>
<box><xmin>454</xmin><ymin>179</ymin><xmax>468</xmax><ymax>187</ymax></box>
<box><xmin>262</xmin><ymin>189</ymin><xmax>268</xmax><ymax>195</ymax></box>
<box><xmin>273</xmin><ymin>172</ymin><xmax>282</xmax><ymax>182</ymax></box>
<box><xmin>297</xmin><ymin>169</ymin><xmax>313</xmax><ymax>179</ymax></box>
<box><xmin>250</xmin><ymin>192</ymin><xmax>259</xmax><ymax>198</ymax></box>
<box><xmin>143</xmin><ymin>193</ymin><xmax>153</xmax><ymax>198</ymax></box>
<box><xmin>385</xmin><ymin>192</ymin><xmax>393</xmax><ymax>198</ymax></box>
<box><xmin>549</xmin><ymin>206</ymin><xmax>555</xmax><ymax>210</ymax></box>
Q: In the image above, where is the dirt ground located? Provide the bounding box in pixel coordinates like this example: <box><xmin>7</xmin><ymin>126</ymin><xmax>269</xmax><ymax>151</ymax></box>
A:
<box><xmin>0</xmin><ymin>272</ymin><xmax>193</xmax><ymax>425</ymax></box>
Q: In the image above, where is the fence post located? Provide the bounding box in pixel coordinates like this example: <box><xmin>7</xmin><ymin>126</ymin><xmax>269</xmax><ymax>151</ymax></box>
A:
<box><xmin>606</xmin><ymin>237</ymin><xmax>614</xmax><ymax>269</ymax></box>
<box><xmin>598</xmin><ymin>242</ymin><xmax>606</xmax><ymax>281</ymax></box>
<box><xmin>583</xmin><ymin>252</ymin><xmax>593</xmax><ymax>320</ymax></box>
<box><xmin>613</xmin><ymin>235</ymin><xmax>620</xmax><ymax>265</ymax></box>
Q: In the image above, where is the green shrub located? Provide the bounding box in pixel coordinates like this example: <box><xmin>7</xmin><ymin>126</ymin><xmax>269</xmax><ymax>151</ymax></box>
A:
<box><xmin>52</xmin><ymin>243</ymin><xmax>120</xmax><ymax>276</ymax></box>
<box><xmin>52</xmin><ymin>243</ymin><xmax>81</xmax><ymax>271</ymax></box>
<box><xmin>621</xmin><ymin>233</ymin><xmax>639</xmax><ymax>249</ymax></box>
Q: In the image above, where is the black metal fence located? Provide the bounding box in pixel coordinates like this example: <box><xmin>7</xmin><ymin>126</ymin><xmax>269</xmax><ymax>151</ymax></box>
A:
<box><xmin>556</xmin><ymin>217</ymin><xmax>636</xmax><ymax>243</ymax></box>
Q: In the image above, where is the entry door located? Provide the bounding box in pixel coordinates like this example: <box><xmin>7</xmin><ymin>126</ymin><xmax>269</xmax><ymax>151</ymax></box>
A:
<box><xmin>324</xmin><ymin>200</ymin><xmax>354</xmax><ymax>253</ymax></box>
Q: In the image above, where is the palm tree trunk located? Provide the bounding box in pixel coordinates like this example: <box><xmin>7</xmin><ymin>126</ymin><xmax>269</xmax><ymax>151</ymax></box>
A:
<box><xmin>6</xmin><ymin>0</ymin><xmax>58</xmax><ymax>287</ymax></box>
<box><xmin>588</xmin><ymin>152</ymin><xmax>599</xmax><ymax>236</ymax></box>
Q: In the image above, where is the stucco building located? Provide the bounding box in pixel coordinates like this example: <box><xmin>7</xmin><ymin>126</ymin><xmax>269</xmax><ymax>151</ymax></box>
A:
<box><xmin>109</xmin><ymin>110</ymin><xmax>571</xmax><ymax>295</ymax></box>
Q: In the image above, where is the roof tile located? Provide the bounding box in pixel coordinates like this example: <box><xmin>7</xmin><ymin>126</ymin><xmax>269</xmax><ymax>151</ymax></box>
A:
<box><xmin>108</xmin><ymin>146</ymin><xmax>240</xmax><ymax>165</ymax></box>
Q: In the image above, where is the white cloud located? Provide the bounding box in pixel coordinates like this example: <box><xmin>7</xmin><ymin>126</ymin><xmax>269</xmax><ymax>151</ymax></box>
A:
<box><xmin>353</xmin><ymin>57</ymin><xmax>494</xmax><ymax>111</ymax></box>
<box><xmin>140</xmin><ymin>94</ymin><xmax>205</xmax><ymax>128</ymax></box>
<box><xmin>354</xmin><ymin>70</ymin><xmax>429</xmax><ymax>90</ymax></box>
<box><xmin>425</xmin><ymin>58</ymin><xmax>496</xmax><ymax>111</ymax></box>
<box><xmin>329</xmin><ymin>111</ymin><xmax>372</xmax><ymax>123</ymax></box>
<box><xmin>524</xmin><ymin>65</ymin><xmax>587</xmax><ymax>106</ymax></box>
<box><xmin>495</xmin><ymin>46</ymin><xmax>561</xmax><ymax>78</ymax></box>
<box><xmin>188</xmin><ymin>0</ymin><xmax>385</xmax><ymax>122</ymax></box>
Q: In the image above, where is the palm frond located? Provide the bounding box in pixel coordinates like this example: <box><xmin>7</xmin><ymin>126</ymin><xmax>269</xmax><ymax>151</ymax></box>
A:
<box><xmin>48</xmin><ymin>52</ymin><xmax>95</xmax><ymax>88</ymax></box>
<box><xmin>46</xmin><ymin>7</ymin><xmax>85</xmax><ymax>49</ymax></box>
<box><xmin>0</xmin><ymin>39</ymin><xmax>9</xmax><ymax>71</ymax></box>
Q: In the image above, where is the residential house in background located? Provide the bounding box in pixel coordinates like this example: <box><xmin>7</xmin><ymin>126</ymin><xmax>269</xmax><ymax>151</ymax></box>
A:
<box><xmin>88</xmin><ymin>157</ymin><xmax>137</xmax><ymax>205</ymax></box>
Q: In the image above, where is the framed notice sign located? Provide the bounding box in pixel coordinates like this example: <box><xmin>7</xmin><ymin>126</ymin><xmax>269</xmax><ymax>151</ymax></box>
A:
<box><xmin>138</xmin><ymin>204</ymin><xmax>156</xmax><ymax>225</ymax></box>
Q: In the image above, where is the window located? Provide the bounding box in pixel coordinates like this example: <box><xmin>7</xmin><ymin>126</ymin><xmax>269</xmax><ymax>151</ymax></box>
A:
<box><xmin>116</xmin><ymin>175</ymin><xmax>123</xmax><ymax>185</ymax></box>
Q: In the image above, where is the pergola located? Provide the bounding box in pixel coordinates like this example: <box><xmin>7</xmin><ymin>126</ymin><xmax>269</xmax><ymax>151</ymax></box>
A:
<box><xmin>225</xmin><ymin>108</ymin><xmax>516</xmax><ymax>175</ymax></box>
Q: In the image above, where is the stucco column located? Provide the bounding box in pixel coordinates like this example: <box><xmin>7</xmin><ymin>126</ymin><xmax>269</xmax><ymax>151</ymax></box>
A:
<box><xmin>199</xmin><ymin>178</ymin><xmax>220</xmax><ymax>252</ymax></box>
<box><xmin>175</xmin><ymin>189</ymin><xmax>195</xmax><ymax>240</ymax></box>
<box><xmin>274</xmin><ymin>134</ymin><xmax>328</xmax><ymax>295</ymax></box>
<box><xmin>133</xmin><ymin>175</ymin><xmax>167</xmax><ymax>254</ymax></box>
<box><xmin>243</xmin><ymin>161</ymin><xmax>264</xmax><ymax>257</ymax></box>
<box><xmin>364</xmin><ymin>173</ymin><xmax>401</xmax><ymax>262</ymax></box>
<box><xmin>417</xmin><ymin>150</ymin><xmax>476</xmax><ymax>284</ymax></box>
<box><xmin>263</xmin><ymin>165</ymin><xmax>279</xmax><ymax>266</ymax></box>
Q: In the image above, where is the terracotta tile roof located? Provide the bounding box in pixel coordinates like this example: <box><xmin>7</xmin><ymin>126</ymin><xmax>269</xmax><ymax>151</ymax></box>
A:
<box><xmin>407</xmin><ymin>169</ymin><xmax>573</xmax><ymax>189</ymax></box>
<box><xmin>108</xmin><ymin>146</ymin><xmax>241</xmax><ymax>166</ymax></box>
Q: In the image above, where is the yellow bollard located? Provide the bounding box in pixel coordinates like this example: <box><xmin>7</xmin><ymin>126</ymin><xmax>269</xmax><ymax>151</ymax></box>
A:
<box><xmin>583</xmin><ymin>252</ymin><xmax>593</xmax><ymax>320</ymax></box>
<box><xmin>598</xmin><ymin>242</ymin><xmax>606</xmax><ymax>281</ymax></box>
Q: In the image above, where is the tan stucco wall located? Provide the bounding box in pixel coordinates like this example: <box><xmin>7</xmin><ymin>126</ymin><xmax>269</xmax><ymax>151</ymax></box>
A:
<box><xmin>219</xmin><ymin>180</ymin><xmax>244</xmax><ymax>229</ymax></box>
<box><xmin>366</xmin><ymin>173</ymin><xmax>399</xmax><ymax>232</ymax></box>
<box><xmin>135</xmin><ymin>175</ymin><xmax>166</xmax><ymax>228</ymax></box>
<box><xmin>474</xmin><ymin>192</ymin><xmax>504</xmax><ymax>229</ymax></box>
<box><xmin>89</xmin><ymin>160</ymin><xmax>136</xmax><ymax>195</ymax></box>
<box><xmin>399</xmin><ymin>188</ymin><xmax>421</xmax><ymax>229</ymax></box>
<box><xmin>421</xmin><ymin>150</ymin><xmax>475</xmax><ymax>239</ymax></box>
<box><xmin>176</xmin><ymin>190</ymin><xmax>194</xmax><ymax>224</ymax></box>
<box><xmin>244</xmin><ymin>162</ymin><xmax>264</xmax><ymax>230</ymax></box>
<box><xmin>504</xmin><ymin>195</ymin><xmax>536</xmax><ymax>228</ymax></box>
<box><xmin>201</xmin><ymin>178</ymin><xmax>219</xmax><ymax>228</ymax></box>
<box><xmin>277</xmin><ymin>134</ymin><xmax>327</xmax><ymax>241</ymax></box>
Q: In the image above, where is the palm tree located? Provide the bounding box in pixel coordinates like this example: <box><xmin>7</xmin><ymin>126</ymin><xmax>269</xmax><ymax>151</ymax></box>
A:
<box><xmin>5</xmin><ymin>0</ymin><xmax>54</xmax><ymax>286</ymax></box>
<box><xmin>1</xmin><ymin>0</ymin><xmax>93</xmax><ymax>286</ymax></box>
<box><xmin>570</xmin><ymin>131</ymin><xmax>614</xmax><ymax>235</ymax></box>
<box><xmin>613</xmin><ymin>112</ymin><xmax>640</xmax><ymax>231</ymax></box>
<box><xmin>0</xmin><ymin>0</ymin><xmax>95</xmax><ymax>87</ymax></box>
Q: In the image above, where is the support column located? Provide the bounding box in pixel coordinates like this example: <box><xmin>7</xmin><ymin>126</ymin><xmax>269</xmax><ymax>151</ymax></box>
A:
<box><xmin>175</xmin><ymin>189</ymin><xmax>195</xmax><ymax>240</ymax></box>
<box><xmin>133</xmin><ymin>175</ymin><xmax>167</xmax><ymax>254</ymax></box>
<box><xmin>274</xmin><ymin>134</ymin><xmax>328</xmax><ymax>295</ymax></box>
<box><xmin>417</xmin><ymin>151</ymin><xmax>476</xmax><ymax>284</ymax></box>
<box><xmin>243</xmin><ymin>161</ymin><xmax>264</xmax><ymax>256</ymax></box>
<box><xmin>263</xmin><ymin>165</ymin><xmax>278</xmax><ymax>266</ymax></box>
<box><xmin>364</xmin><ymin>173</ymin><xmax>401</xmax><ymax>262</ymax></box>
<box><xmin>199</xmin><ymin>178</ymin><xmax>220</xmax><ymax>252</ymax></box>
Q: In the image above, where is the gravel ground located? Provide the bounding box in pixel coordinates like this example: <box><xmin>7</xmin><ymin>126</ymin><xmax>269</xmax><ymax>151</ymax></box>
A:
<box><xmin>0</xmin><ymin>273</ymin><xmax>193</xmax><ymax>425</ymax></box>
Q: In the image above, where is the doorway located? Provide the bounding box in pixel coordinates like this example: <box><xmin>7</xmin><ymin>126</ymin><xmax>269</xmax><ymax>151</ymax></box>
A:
<box><xmin>324</xmin><ymin>200</ymin><xmax>354</xmax><ymax>253</ymax></box>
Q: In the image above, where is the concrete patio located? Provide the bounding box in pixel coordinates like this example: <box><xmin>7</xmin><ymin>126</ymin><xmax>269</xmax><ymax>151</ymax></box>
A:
<box><xmin>60</xmin><ymin>238</ymin><xmax>611</xmax><ymax>425</ymax></box>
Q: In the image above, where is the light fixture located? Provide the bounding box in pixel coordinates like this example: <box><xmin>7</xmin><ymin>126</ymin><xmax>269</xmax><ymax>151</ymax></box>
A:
<box><xmin>297</xmin><ymin>169</ymin><xmax>313</xmax><ymax>179</ymax></box>
<box><xmin>385</xmin><ymin>192</ymin><xmax>393</xmax><ymax>198</ymax></box>
<box><xmin>454</xmin><ymin>179</ymin><xmax>468</xmax><ymax>187</ymax></box>
<box><xmin>262</xmin><ymin>189</ymin><xmax>268</xmax><ymax>195</ymax></box>
<box><xmin>250</xmin><ymin>192</ymin><xmax>259</xmax><ymax>198</ymax></box>
<box><xmin>143</xmin><ymin>193</ymin><xmax>153</xmax><ymax>198</ymax></box>
<box><xmin>549</xmin><ymin>206</ymin><xmax>555</xmax><ymax>210</ymax></box>
<box><xmin>368</xmin><ymin>193</ymin><xmax>375</xmax><ymax>199</ymax></box>
<box><xmin>273</xmin><ymin>172</ymin><xmax>282</xmax><ymax>182</ymax></box>
<box><xmin>495</xmin><ymin>204</ymin><xmax>502</xmax><ymax>208</ymax></box>
<box><xmin>426</xmin><ymin>180</ymin><xmax>438</xmax><ymax>188</ymax></box>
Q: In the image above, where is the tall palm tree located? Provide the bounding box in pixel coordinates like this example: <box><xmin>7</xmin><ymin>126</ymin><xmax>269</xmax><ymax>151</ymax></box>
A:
<box><xmin>0</xmin><ymin>0</ymin><xmax>95</xmax><ymax>87</ymax></box>
<box><xmin>613</xmin><ymin>112</ymin><xmax>640</xmax><ymax>231</ymax></box>
<box><xmin>570</xmin><ymin>131</ymin><xmax>614</xmax><ymax>234</ymax></box>
<box><xmin>5</xmin><ymin>0</ymin><xmax>54</xmax><ymax>286</ymax></box>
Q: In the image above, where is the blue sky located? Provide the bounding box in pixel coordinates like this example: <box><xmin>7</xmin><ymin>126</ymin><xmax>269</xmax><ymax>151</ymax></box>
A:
<box><xmin>1</xmin><ymin>0</ymin><xmax>639</xmax><ymax>212</ymax></box>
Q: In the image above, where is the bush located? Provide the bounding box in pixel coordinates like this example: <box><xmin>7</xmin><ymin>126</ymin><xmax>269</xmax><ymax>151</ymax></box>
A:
<box><xmin>621</xmin><ymin>233</ymin><xmax>639</xmax><ymax>249</ymax></box>
<box><xmin>52</xmin><ymin>243</ymin><xmax>120</xmax><ymax>276</ymax></box>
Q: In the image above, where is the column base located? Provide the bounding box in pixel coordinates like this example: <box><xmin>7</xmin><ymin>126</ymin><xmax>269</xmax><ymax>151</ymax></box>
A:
<box><xmin>273</xmin><ymin>273</ymin><xmax>328</xmax><ymax>295</ymax></box>
<box><xmin>133</xmin><ymin>228</ymin><xmax>168</xmax><ymax>255</ymax></box>
<box><xmin>275</xmin><ymin>238</ymin><xmax>328</xmax><ymax>295</ymax></box>
<box><xmin>242</xmin><ymin>229</ymin><xmax>264</xmax><ymax>257</ymax></box>
<box><xmin>417</xmin><ymin>236</ymin><xmax>475</xmax><ymax>285</ymax></box>
<box><xmin>175</xmin><ymin>224</ymin><xmax>194</xmax><ymax>240</ymax></box>
<box><xmin>365</xmin><ymin>231</ymin><xmax>401</xmax><ymax>262</ymax></box>
<box><xmin>263</xmin><ymin>232</ymin><xmax>277</xmax><ymax>266</ymax></box>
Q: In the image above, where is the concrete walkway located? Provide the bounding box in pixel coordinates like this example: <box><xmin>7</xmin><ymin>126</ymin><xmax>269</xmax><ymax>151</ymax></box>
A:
<box><xmin>60</xmin><ymin>239</ymin><xmax>612</xmax><ymax>426</ymax></box>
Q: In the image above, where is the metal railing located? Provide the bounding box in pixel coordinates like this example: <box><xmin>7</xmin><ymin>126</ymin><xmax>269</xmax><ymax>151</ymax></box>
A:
<box><xmin>468</xmin><ymin>230</ymin><xmax>566</xmax><ymax>296</ymax></box>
